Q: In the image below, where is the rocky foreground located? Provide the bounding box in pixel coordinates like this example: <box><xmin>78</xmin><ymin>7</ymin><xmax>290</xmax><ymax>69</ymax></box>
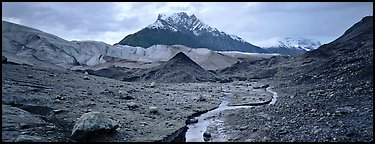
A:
<box><xmin>2</xmin><ymin>62</ymin><xmax>276</xmax><ymax>142</ymax></box>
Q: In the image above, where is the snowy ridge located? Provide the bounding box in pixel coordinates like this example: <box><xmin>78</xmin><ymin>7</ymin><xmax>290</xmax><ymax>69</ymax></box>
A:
<box><xmin>257</xmin><ymin>37</ymin><xmax>321</xmax><ymax>51</ymax></box>
<box><xmin>146</xmin><ymin>12</ymin><xmax>245</xmax><ymax>40</ymax></box>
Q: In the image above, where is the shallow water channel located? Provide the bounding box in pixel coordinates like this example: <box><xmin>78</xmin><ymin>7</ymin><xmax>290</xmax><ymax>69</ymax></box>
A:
<box><xmin>185</xmin><ymin>87</ymin><xmax>278</xmax><ymax>142</ymax></box>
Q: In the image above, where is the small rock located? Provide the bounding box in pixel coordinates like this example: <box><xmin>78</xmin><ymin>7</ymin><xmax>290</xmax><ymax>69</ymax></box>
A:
<box><xmin>311</xmin><ymin>108</ymin><xmax>317</xmax><ymax>112</ymax></box>
<box><xmin>253</xmin><ymin>86</ymin><xmax>261</xmax><ymax>89</ymax></box>
<box><xmin>353</xmin><ymin>87</ymin><xmax>362</xmax><ymax>93</ymax></box>
<box><xmin>19</xmin><ymin>123</ymin><xmax>29</xmax><ymax>129</ymax></box>
<box><xmin>27</xmin><ymin>75</ymin><xmax>33</xmax><ymax>78</ymax></box>
<box><xmin>140</xmin><ymin>121</ymin><xmax>148</xmax><ymax>126</ymax></box>
<box><xmin>252</xmin><ymin>128</ymin><xmax>258</xmax><ymax>132</ymax></box>
<box><xmin>149</xmin><ymin>106</ymin><xmax>158</xmax><ymax>114</ymax></box>
<box><xmin>203</xmin><ymin>131</ymin><xmax>211</xmax><ymax>138</ymax></box>
<box><xmin>127</xmin><ymin>102</ymin><xmax>138</xmax><ymax>109</ymax></box>
<box><xmin>326</xmin><ymin>112</ymin><xmax>331</xmax><ymax>116</ymax></box>
<box><xmin>149</xmin><ymin>82</ymin><xmax>156</xmax><ymax>88</ymax></box>
<box><xmin>56</xmin><ymin>95</ymin><xmax>65</xmax><ymax>100</ymax></box>
<box><xmin>53</xmin><ymin>109</ymin><xmax>64</xmax><ymax>114</ymax></box>
<box><xmin>85</xmin><ymin>109</ymin><xmax>92</xmax><ymax>112</ymax></box>
<box><xmin>260</xmin><ymin>84</ymin><xmax>269</xmax><ymax>88</ymax></box>
<box><xmin>45</xmin><ymin>125</ymin><xmax>55</xmax><ymax>131</ymax></box>
<box><xmin>15</xmin><ymin>135</ymin><xmax>44</xmax><ymax>142</ymax></box>
<box><xmin>88</xmin><ymin>102</ymin><xmax>96</xmax><ymax>106</ymax></box>
<box><xmin>278</xmin><ymin>129</ymin><xmax>288</xmax><ymax>134</ymax></box>
<box><xmin>165</xmin><ymin>107</ymin><xmax>171</xmax><ymax>111</ymax></box>
<box><xmin>197</xmin><ymin>95</ymin><xmax>207</xmax><ymax>102</ymax></box>
<box><xmin>146</xmin><ymin>82</ymin><xmax>156</xmax><ymax>88</ymax></box>
<box><xmin>334</xmin><ymin>110</ymin><xmax>343</xmax><ymax>116</ymax></box>
<box><xmin>187</xmin><ymin>118</ymin><xmax>198</xmax><ymax>124</ymax></box>
<box><xmin>239</xmin><ymin>126</ymin><xmax>248</xmax><ymax>131</ymax></box>
<box><xmin>83</xmin><ymin>76</ymin><xmax>89</xmax><ymax>80</ymax></box>
<box><xmin>71</xmin><ymin>112</ymin><xmax>119</xmax><ymax>140</ymax></box>
<box><xmin>118</xmin><ymin>91</ymin><xmax>135</xmax><ymax>100</ymax></box>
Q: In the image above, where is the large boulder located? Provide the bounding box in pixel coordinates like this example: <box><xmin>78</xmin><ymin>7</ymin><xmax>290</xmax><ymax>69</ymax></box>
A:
<box><xmin>71</xmin><ymin>112</ymin><xmax>119</xmax><ymax>140</ymax></box>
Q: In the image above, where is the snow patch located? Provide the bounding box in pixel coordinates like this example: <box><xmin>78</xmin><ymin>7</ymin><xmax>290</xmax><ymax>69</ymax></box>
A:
<box><xmin>147</xmin><ymin>20</ymin><xmax>165</xmax><ymax>29</ymax></box>
<box><xmin>229</xmin><ymin>35</ymin><xmax>245</xmax><ymax>43</ymax></box>
<box><xmin>255</xmin><ymin>37</ymin><xmax>321</xmax><ymax>51</ymax></box>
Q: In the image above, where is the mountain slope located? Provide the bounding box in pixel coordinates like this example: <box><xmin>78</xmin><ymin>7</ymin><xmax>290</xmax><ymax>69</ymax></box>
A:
<box><xmin>144</xmin><ymin>52</ymin><xmax>220</xmax><ymax>83</ymax></box>
<box><xmin>117</xmin><ymin>12</ymin><xmax>267</xmax><ymax>53</ymax></box>
<box><xmin>221</xmin><ymin>15</ymin><xmax>373</xmax><ymax>87</ymax></box>
<box><xmin>118</xmin><ymin>28</ymin><xmax>208</xmax><ymax>49</ymax></box>
<box><xmin>2</xmin><ymin>21</ymin><xmax>80</xmax><ymax>69</ymax></box>
<box><xmin>2</xmin><ymin>21</ymin><xmax>115</xmax><ymax>69</ymax></box>
<box><xmin>218</xmin><ymin>16</ymin><xmax>373</xmax><ymax>142</ymax></box>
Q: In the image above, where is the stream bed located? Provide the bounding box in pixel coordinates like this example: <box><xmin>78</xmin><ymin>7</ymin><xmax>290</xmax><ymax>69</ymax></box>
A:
<box><xmin>185</xmin><ymin>86</ymin><xmax>278</xmax><ymax>142</ymax></box>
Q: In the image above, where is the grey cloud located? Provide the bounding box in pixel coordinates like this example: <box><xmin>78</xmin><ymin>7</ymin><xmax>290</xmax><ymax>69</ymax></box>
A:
<box><xmin>248</xmin><ymin>2</ymin><xmax>371</xmax><ymax>13</ymax></box>
<box><xmin>239</xmin><ymin>2</ymin><xmax>373</xmax><ymax>43</ymax></box>
<box><xmin>2</xmin><ymin>2</ymin><xmax>141</xmax><ymax>34</ymax></box>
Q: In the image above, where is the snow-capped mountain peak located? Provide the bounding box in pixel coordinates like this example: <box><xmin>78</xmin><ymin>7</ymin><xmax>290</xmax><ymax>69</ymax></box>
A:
<box><xmin>120</xmin><ymin>12</ymin><xmax>266</xmax><ymax>53</ymax></box>
<box><xmin>148</xmin><ymin>12</ymin><xmax>211</xmax><ymax>34</ymax></box>
<box><xmin>257</xmin><ymin>37</ymin><xmax>321</xmax><ymax>51</ymax></box>
<box><xmin>147</xmin><ymin>12</ymin><xmax>243</xmax><ymax>40</ymax></box>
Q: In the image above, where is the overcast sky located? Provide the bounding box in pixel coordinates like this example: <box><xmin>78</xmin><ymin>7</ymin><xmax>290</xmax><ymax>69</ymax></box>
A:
<box><xmin>2</xmin><ymin>2</ymin><xmax>373</xmax><ymax>46</ymax></box>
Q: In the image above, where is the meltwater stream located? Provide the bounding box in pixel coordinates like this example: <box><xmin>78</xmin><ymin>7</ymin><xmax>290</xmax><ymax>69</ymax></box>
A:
<box><xmin>185</xmin><ymin>87</ymin><xmax>278</xmax><ymax>142</ymax></box>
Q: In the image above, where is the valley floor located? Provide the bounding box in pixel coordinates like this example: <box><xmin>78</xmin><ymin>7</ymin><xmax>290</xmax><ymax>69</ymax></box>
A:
<box><xmin>2</xmin><ymin>63</ymin><xmax>267</xmax><ymax>142</ymax></box>
<box><xmin>2</xmin><ymin>62</ymin><xmax>373</xmax><ymax>142</ymax></box>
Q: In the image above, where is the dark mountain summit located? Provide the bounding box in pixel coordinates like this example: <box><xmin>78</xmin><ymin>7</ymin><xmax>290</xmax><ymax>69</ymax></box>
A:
<box><xmin>132</xmin><ymin>52</ymin><xmax>220</xmax><ymax>83</ymax></box>
<box><xmin>163</xmin><ymin>52</ymin><xmax>205</xmax><ymax>69</ymax></box>
<box><xmin>117</xmin><ymin>12</ymin><xmax>267</xmax><ymax>53</ymax></box>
